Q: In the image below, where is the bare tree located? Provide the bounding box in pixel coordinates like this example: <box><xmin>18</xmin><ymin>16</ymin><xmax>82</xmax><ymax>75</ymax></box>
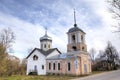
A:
<box><xmin>104</xmin><ymin>41</ymin><xmax>119</xmax><ymax>70</ymax></box>
<box><xmin>89</xmin><ymin>48</ymin><xmax>96</xmax><ymax>65</ymax></box>
<box><xmin>97</xmin><ymin>41</ymin><xmax>119</xmax><ymax>70</ymax></box>
<box><xmin>92</xmin><ymin>41</ymin><xmax>119</xmax><ymax>71</ymax></box>
<box><xmin>108</xmin><ymin>0</ymin><xmax>120</xmax><ymax>32</ymax></box>
<box><xmin>0</xmin><ymin>28</ymin><xmax>16</xmax><ymax>76</ymax></box>
<box><xmin>0</xmin><ymin>28</ymin><xmax>15</xmax><ymax>51</ymax></box>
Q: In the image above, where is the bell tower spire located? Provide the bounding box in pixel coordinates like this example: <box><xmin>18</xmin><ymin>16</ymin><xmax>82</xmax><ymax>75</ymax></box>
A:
<box><xmin>45</xmin><ymin>27</ymin><xmax>47</xmax><ymax>35</ymax></box>
<box><xmin>74</xmin><ymin>9</ymin><xmax>77</xmax><ymax>27</ymax></box>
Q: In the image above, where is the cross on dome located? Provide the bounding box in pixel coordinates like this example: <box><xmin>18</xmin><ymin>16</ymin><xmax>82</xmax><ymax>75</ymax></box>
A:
<box><xmin>74</xmin><ymin>9</ymin><xmax>77</xmax><ymax>27</ymax></box>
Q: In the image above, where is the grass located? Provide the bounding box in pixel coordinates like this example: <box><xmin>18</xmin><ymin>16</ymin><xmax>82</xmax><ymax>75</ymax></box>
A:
<box><xmin>0</xmin><ymin>75</ymin><xmax>74</xmax><ymax>80</ymax></box>
<box><xmin>92</xmin><ymin>71</ymin><xmax>107</xmax><ymax>75</ymax></box>
<box><xmin>0</xmin><ymin>71</ymin><xmax>108</xmax><ymax>80</ymax></box>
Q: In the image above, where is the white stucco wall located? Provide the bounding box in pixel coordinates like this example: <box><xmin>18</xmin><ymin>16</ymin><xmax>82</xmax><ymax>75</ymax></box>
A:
<box><xmin>27</xmin><ymin>49</ymin><xmax>60</xmax><ymax>75</ymax></box>
<box><xmin>41</xmin><ymin>41</ymin><xmax>52</xmax><ymax>51</ymax></box>
<box><xmin>46</xmin><ymin>49</ymin><xmax>60</xmax><ymax>58</ymax></box>
<box><xmin>78</xmin><ymin>32</ymin><xmax>81</xmax><ymax>42</ymax></box>
<box><xmin>27</xmin><ymin>50</ymin><xmax>46</xmax><ymax>75</ymax></box>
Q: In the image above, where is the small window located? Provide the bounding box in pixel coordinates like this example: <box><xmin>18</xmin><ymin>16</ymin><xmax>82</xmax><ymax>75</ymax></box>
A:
<box><xmin>53</xmin><ymin>63</ymin><xmax>55</xmax><ymax>70</ymax></box>
<box><xmin>44</xmin><ymin>44</ymin><xmax>46</xmax><ymax>48</ymax></box>
<box><xmin>42</xmin><ymin>65</ymin><xmax>44</xmax><ymax>70</ymax></box>
<box><xmin>49</xmin><ymin>63</ymin><xmax>51</xmax><ymax>70</ymax></box>
<box><xmin>33</xmin><ymin>55</ymin><xmax>38</xmax><ymax>60</ymax></box>
<box><xmin>68</xmin><ymin>63</ymin><xmax>71</xmax><ymax>71</ymax></box>
<box><xmin>58</xmin><ymin>63</ymin><xmax>60</xmax><ymax>70</ymax></box>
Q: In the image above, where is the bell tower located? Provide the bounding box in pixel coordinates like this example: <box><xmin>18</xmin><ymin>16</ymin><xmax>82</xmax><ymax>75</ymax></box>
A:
<box><xmin>67</xmin><ymin>10</ymin><xmax>87</xmax><ymax>52</ymax></box>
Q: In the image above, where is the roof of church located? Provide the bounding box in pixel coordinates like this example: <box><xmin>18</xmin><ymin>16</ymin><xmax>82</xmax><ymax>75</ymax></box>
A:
<box><xmin>47</xmin><ymin>50</ymin><xmax>90</xmax><ymax>60</ymax></box>
<box><xmin>26</xmin><ymin>48</ymin><xmax>61</xmax><ymax>59</ymax></box>
<box><xmin>46</xmin><ymin>52</ymin><xmax>81</xmax><ymax>60</ymax></box>
<box><xmin>67</xmin><ymin>26</ymin><xmax>85</xmax><ymax>34</ymax></box>
<box><xmin>47</xmin><ymin>53</ymin><xmax>80</xmax><ymax>60</ymax></box>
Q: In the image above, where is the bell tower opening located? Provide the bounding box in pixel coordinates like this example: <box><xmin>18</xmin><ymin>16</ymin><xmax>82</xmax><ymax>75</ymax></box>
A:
<box><xmin>81</xmin><ymin>35</ymin><xmax>83</xmax><ymax>42</ymax></box>
<box><xmin>72</xmin><ymin>34</ymin><xmax>76</xmax><ymax>43</ymax></box>
<box><xmin>82</xmin><ymin>47</ymin><xmax>85</xmax><ymax>51</ymax></box>
<box><xmin>72</xmin><ymin>46</ymin><xmax>77</xmax><ymax>51</ymax></box>
<box><xmin>81</xmin><ymin>35</ymin><xmax>85</xmax><ymax>43</ymax></box>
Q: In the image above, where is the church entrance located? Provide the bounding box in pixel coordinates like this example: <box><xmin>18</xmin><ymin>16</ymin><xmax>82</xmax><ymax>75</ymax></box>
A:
<box><xmin>84</xmin><ymin>64</ymin><xmax>87</xmax><ymax>74</ymax></box>
<box><xmin>34</xmin><ymin>65</ymin><xmax>37</xmax><ymax>72</ymax></box>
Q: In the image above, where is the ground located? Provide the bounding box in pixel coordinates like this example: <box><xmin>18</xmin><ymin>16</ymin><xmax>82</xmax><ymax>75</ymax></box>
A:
<box><xmin>72</xmin><ymin>70</ymin><xmax>120</xmax><ymax>80</ymax></box>
<box><xmin>0</xmin><ymin>70</ymin><xmax>119</xmax><ymax>80</ymax></box>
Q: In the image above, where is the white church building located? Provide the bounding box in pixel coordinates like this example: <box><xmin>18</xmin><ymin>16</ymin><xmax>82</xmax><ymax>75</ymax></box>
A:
<box><xmin>26</xmin><ymin>11</ymin><xmax>91</xmax><ymax>76</ymax></box>
<box><xmin>26</xmin><ymin>31</ymin><xmax>61</xmax><ymax>75</ymax></box>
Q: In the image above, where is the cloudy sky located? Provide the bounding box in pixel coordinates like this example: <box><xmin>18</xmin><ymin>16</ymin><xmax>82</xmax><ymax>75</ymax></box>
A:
<box><xmin>0</xmin><ymin>0</ymin><xmax>119</xmax><ymax>59</ymax></box>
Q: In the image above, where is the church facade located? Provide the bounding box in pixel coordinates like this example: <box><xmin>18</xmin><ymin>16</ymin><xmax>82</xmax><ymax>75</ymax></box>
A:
<box><xmin>26</xmin><ymin>32</ymin><xmax>61</xmax><ymax>75</ymax></box>
<box><xmin>26</xmin><ymin>11</ymin><xmax>91</xmax><ymax>76</ymax></box>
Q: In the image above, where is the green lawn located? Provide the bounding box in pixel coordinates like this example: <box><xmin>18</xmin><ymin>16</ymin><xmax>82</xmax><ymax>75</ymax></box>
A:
<box><xmin>92</xmin><ymin>71</ymin><xmax>106</xmax><ymax>75</ymax></box>
<box><xmin>0</xmin><ymin>71</ymin><xmax>108</xmax><ymax>80</ymax></box>
<box><xmin>0</xmin><ymin>75</ymin><xmax>74</xmax><ymax>80</ymax></box>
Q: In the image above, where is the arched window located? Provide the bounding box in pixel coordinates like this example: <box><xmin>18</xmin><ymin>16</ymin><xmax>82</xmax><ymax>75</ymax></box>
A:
<box><xmin>42</xmin><ymin>65</ymin><xmax>44</xmax><ymax>70</ymax></box>
<box><xmin>58</xmin><ymin>63</ymin><xmax>60</xmax><ymax>70</ymax></box>
<box><xmin>72</xmin><ymin>46</ymin><xmax>77</xmax><ymax>51</ymax></box>
<box><xmin>33</xmin><ymin>55</ymin><xmax>38</xmax><ymax>60</ymax></box>
<box><xmin>72</xmin><ymin>35</ymin><xmax>76</xmax><ymax>43</ymax></box>
<box><xmin>53</xmin><ymin>63</ymin><xmax>55</xmax><ymax>70</ymax></box>
<box><xmin>49</xmin><ymin>63</ymin><xmax>51</xmax><ymax>70</ymax></box>
<box><xmin>68</xmin><ymin>62</ymin><xmax>71</xmax><ymax>71</ymax></box>
<box><xmin>44</xmin><ymin>44</ymin><xmax>46</xmax><ymax>48</ymax></box>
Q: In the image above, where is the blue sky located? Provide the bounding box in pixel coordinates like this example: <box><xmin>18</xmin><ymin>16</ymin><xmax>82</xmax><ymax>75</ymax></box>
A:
<box><xmin>0</xmin><ymin>0</ymin><xmax>119</xmax><ymax>59</ymax></box>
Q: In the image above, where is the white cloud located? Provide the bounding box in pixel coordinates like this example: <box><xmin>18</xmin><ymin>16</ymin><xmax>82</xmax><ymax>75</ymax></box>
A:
<box><xmin>0</xmin><ymin>0</ymin><xmax>119</xmax><ymax>59</ymax></box>
<box><xmin>0</xmin><ymin>12</ymin><xmax>45</xmax><ymax>58</ymax></box>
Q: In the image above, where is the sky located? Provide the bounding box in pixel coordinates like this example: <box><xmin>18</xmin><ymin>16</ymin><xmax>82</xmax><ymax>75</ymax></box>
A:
<box><xmin>0</xmin><ymin>0</ymin><xmax>119</xmax><ymax>59</ymax></box>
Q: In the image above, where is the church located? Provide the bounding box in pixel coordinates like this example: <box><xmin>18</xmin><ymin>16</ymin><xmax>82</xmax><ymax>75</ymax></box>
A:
<box><xmin>26</xmin><ymin>11</ymin><xmax>91</xmax><ymax>76</ymax></box>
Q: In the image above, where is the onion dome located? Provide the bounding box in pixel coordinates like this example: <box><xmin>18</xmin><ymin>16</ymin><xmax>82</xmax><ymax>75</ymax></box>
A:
<box><xmin>40</xmin><ymin>31</ymin><xmax>52</xmax><ymax>42</ymax></box>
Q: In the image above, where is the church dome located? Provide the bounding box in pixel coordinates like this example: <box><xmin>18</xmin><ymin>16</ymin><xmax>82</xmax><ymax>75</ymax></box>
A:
<box><xmin>40</xmin><ymin>33</ymin><xmax>52</xmax><ymax>42</ymax></box>
<box><xmin>68</xmin><ymin>10</ymin><xmax>85</xmax><ymax>34</ymax></box>
<box><xmin>68</xmin><ymin>26</ymin><xmax>85</xmax><ymax>34</ymax></box>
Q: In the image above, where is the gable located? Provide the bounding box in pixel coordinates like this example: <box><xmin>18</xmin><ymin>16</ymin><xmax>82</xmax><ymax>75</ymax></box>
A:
<box><xmin>46</xmin><ymin>49</ymin><xmax>61</xmax><ymax>58</ymax></box>
<box><xmin>26</xmin><ymin>48</ymin><xmax>61</xmax><ymax>59</ymax></box>
<box><xmin>26</xmin><ymin>48</ymin><xmax>45</xmax><ymax>59</ymax></box>
<box><xmin>27</xmin><ymin>49</ymin><xmax>46</xmax><ymax>61</ymax></box>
